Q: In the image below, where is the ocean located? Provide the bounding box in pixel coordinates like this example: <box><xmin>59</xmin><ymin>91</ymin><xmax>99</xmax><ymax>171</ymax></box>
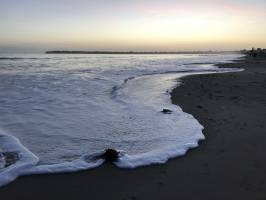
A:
<box><xmin>0</xmin><ymin>53</ymin><xmax>242</xmax><ymax>186</ymax></box>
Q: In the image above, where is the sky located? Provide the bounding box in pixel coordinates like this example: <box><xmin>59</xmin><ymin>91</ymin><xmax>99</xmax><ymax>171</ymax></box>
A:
<box><xmin>1</xmin><ymin>0</ymin><xmax>266</xmax><ymax>53</ymax></box>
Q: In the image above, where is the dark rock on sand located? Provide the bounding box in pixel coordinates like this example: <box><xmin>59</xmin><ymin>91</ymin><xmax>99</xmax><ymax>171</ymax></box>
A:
<box><xmin>98</xmin><ymin>149</ymin><xmax>120</xmax><ymax>162</ymax></box>
<box><xmin>230</xmin><ymin>96</ymin><xmax>239</xmax><ymax>100</ymax></box>
<box><xmin>197</xmin><ymin>105</ymin><xmax>203</xmax><ymax>109</ymax></box>
<box><xmin>161</xmin><ymin>109</ymin><xmax>173</xmax><ymax>114</ymax></box>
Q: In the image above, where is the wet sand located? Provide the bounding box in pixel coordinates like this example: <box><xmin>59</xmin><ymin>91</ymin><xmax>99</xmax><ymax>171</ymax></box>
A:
<box><xmin>1</xmin><ymin>55</ymin><xmax>266</xmax><ymax>200</ymax></box>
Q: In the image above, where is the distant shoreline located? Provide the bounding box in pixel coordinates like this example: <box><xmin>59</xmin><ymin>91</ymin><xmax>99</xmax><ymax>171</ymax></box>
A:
<box><xmin>45</xmin><ymin>50</ymin><xmax>240</xmax><ymax>55</ymax></box>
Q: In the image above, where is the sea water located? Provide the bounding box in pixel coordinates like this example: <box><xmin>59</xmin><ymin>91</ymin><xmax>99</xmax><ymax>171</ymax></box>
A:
<box><xmin>0</xmin><ymin>53</ymin><xmax>242</xmax><ymax>186</ymax></box>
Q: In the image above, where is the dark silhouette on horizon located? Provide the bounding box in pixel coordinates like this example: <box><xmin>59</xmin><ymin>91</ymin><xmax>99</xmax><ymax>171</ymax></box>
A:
<box><xmin>45</xmin><ymin>50</ymin><xmax>239</xmax><ymax>55</ymax></box>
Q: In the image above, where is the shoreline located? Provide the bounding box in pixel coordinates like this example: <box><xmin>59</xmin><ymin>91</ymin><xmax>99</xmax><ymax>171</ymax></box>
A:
<box><xmin>1</xmin><ymin>55</ymin><xmax>266</xmax><ymax>199</ymax></box>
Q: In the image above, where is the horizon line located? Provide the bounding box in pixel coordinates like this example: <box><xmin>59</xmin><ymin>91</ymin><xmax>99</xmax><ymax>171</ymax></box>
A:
<box><xmin>46</xmin><ymin>50</ymin><xmax>242</xmax><ymax>55</ymax></box>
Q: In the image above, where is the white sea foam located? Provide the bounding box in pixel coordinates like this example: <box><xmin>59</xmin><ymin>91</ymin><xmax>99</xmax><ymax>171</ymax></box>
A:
<box><xmin>0</xmin><ymin>133</ymin><xmax>38</xmax><ymax>187</ymax></box>
<box><xmin>0</xmin><ymin>53</ymin><xmax>243</xmax><ymax>186</ymax></box>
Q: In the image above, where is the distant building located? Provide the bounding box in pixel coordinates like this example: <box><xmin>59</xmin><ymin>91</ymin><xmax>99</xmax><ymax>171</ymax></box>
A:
<box><xmin>242</xmin><ymin>48</ymin><xmax>266</xmax><ymax>57</ymax></box>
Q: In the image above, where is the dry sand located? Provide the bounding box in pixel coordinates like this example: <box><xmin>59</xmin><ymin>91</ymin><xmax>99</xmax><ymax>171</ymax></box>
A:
<box><xmin>1</xmin><ymin>56</ymin><xmax>266</xmax><ymax>200</ymax></box>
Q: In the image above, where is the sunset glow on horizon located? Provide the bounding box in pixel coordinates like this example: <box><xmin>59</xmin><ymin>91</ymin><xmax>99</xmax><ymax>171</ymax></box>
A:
<box><xmin>1</xmin><ymin>0</ymin><xmax>266</xmax><ymax>52</ymax></box>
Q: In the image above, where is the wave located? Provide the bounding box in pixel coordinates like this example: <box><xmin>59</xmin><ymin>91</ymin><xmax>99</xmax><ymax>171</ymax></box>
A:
<box><xmin>0</xmin><ymin>57</ymin><xmax>34</xmax><ymax>60</ymax></box>
<box><xmin>0</xmin><ymin>67</ymin><xmax>243</xmax><ymax>187</ymax></box>
<box><xmin>0</xmin><ymin>130</ymin><xmax>201</xmax><ymax>187</ymax></box>
<box><xmin>0</xmin><ymin>57</ymin><xmax>50</xmax><ymax>60</ymax></box>
<box><xmin>111</xmin><ymin>67</ymin><xmax>242</xmax><ymax>99</ymax></box>
<box><xmin>111</xmin><ymin>76</ymin><xmax>135</xmax><ymax>99</ymax></box>
<box><xmin>0</xmin><ymin>132</ymin><xmax>105</xmax><ymax>187</ymax></box>
<box><xmin>0</xmin><ymin>133</ymin><xmax>39</xmax><ymax>187</ymax></box>
<box><xmin>0</xmin><ymin>52</ymin><xmax>244</xmax><ymax>187</ymax></box>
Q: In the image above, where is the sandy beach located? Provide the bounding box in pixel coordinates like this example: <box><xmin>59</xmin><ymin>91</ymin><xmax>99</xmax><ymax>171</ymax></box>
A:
<box><xmin>1</xmin><ymin>55</ymin><xmax>266</xmax><ymax>200</ymax></box>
